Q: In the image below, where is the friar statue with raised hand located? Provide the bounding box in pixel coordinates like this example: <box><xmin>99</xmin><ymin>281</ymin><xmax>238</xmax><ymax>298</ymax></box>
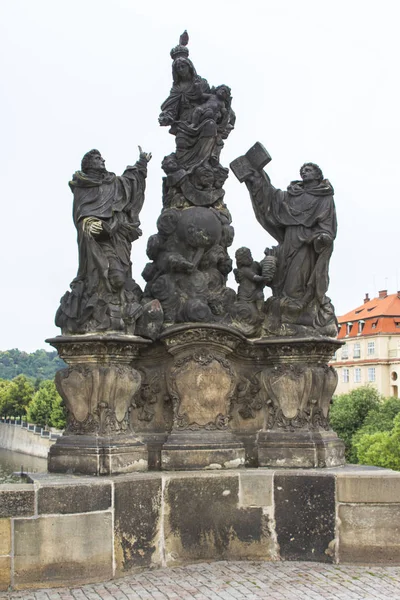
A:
<box><xmin>56</xmin><ymin>146</ymin><xmax>154</xmax><ymax>335</ymax></box>
<box><xmin>232</xmin><ymin>145</ymin><xmax>338</xmax><ymax>337</ymax></box>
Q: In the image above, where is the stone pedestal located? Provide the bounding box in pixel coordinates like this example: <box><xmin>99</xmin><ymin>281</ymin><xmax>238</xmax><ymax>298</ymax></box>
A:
<box><xmin>46</xmin><ymin>335</ymin><xmax>151</xmax><ymax>475</ymax></box>
<box><xmin>47</xmin><ymin>329</ymin><xmax>344</xmax><ymax>473</ymax></box>
<box><xmin>251</xmin><ymin>337</ymin><xmax>345</xmax><ymax>468</ymax></box>
<box><xmin>160</xmin><ymin>325</ymin><xmax>246</xmax><ymax>470</ymax></box>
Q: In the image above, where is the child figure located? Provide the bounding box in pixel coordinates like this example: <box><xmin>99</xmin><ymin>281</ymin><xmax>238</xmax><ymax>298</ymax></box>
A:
<box><xmin>191</xmin><ymin>85</ymin><xmax>231</xmax><ymax>127</ymax></box>
<box><xmin>234</xmin><ymin>247</ymin><xmax>265</xmax><ymax>311</ymax></box>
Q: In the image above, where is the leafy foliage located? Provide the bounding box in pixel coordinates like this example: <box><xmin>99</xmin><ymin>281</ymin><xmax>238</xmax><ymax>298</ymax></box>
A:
<box><xmin>0</xmin><ymin>349</ymin><xmax>65</xmax><ymax>380</ymax></box>
<box><xmin>0</xmin><ymin>375</ymin><xmax>35</xmax><ymax>418</ymax></box>
<box><xmin>0</xmin><ymin>379</ymin><xmax>13</xmax><ymax>416</ymax></box>
<box><xmin>330</xmin><ymin>386</ymin><xmax>381</xmax><ymax>462</ymax></box>
<box><xmin>26</xmin><ymin>380</ymin><xmax>66</xmax><ymax>428</ymax></box>
<box><xmin>354</xmin><ymin>413</ymin><xmax>400</xmax><ymax>470</ymax></box>
<box><xmin>358</xmin><ymin>397</ymin><xmax>400</xmax><ymax>434</ymax></box>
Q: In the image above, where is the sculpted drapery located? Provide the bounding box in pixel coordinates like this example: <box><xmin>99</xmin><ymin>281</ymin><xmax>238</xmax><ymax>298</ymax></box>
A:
<box><xmin>56</xmin><ymin>154</ymin><xmax>149</xmax><ymax>334</ymax></box>
<box><xmin>245</xmin><ymin>169</ymin><xmax>337</xmax><ymax>335</ymax></box>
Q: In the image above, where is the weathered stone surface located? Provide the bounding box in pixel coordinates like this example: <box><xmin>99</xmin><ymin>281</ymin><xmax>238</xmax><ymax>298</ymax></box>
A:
<box><xmin>0</xmin><ymin>519</ymin><xmax>11</xmax><ymax>555</ymax></box>
<box><xmin>101</xmin><ymin>446</ymin><xmax>148</xmax><ymax>475</ymax></box>
<box><xmin>145</xmin><ymin>33</ymin><xmax>236</xmax><ymax>327</ymax></box>
<box><xmin>170</xmin><ymin>353</ymin><xmax>233</xmax><ymax>428</ymax></box>
<box><xmin>164</xmin><ymin>474</ymin><xmax>274</xmax><ymax>563</ymax></box>
<box><xmin>274</xmin><ymin>473</ymin><xmax>335</xmax><ymax>562</ymax></box>
<box><xmin>55</xmin><ymin>363</ymin><xmax>141</xmax><ymax>436</ymax></box>
<box><xmin>258</xmin><ymin>430</ymin><xmax>345</xmax><ymax>469</ymax></box>
<box><xmin>13</xmin><ymin>512</ymin><xmax>113</xmax><ymax>588</ymax></box>
<box><xmin>239</xmin><ymin>471</ymin><xmax>273</xmax><ymax>507</ymax></box>
<box><xmin>48</xmin><ymin>436</ymin><xmax>148</xmax><ymax>476</ymax></box>
<box><xmin>338</xmin><ymin>504</ymin><xmax>400</xmax><ymax>563</ymax></box>
<box><xmin>232</xmin><ymin>146</ymin><xmax>338</xmax><ymax>338</ymax></box>
<box><xmin>337</xmin><ymin>471</ymin><xmax>400</xmax><ymax>503</ymax></box>
<box><xmin>54</xmin><ymin>146</ymin><xmax>153</xmax><ymax>338</ymax></box>
<box><xmin>161</xmin><ymin>433</ymin><xmax>245</xmax><ymax>471</ymax></box>
<box><xmin>38</xmin><ymin>482</ymin><xmax>112</xmax><ymax>514</ymax></box>
<box><xmin>0</xmin><ymin>557</ymin><xmax>10</xmax><ymax>591</ymax></box>
<box><xmin>48</xmin><ymin>444</ymin><xmax>100</xmax><ymax>476</ymax></box>
<box><xmin>114</xmin><ymin>476</ymin><xmax>162</xmax><ymax>576</ymax></box>
<box><xmin>0</xmin><ymin>485</ymin><xmax>34</xmax><ymax>518</ymax></box>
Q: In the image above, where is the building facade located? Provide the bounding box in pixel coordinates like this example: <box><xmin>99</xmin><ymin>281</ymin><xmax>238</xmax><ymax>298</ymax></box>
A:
<box><xmin>331</xmin><ymin>290</ymin><xmax>400</xmax><ymax>397</ymax></box>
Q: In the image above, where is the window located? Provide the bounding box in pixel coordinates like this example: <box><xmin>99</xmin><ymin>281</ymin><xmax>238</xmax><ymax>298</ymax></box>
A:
<box><xmin>343</xmin><ymin>368</ymin><xmax>350</xmax><ymax>383</ymax></box>
<box><xmin>367</xmin><ymin>342</ymin><xmax>375</xmax><ymax>355</ymax></box>
<box><xmin>358</xmin><ymin>321</ymin><xmax>365</xmax><ymax>334</ymax></box>
<box><xmin>368</xmin><ymin>367</ymin><xmax>376</xmax><ymax>382</ymax></box>
<box><xmin>354</xmin><ymin>368</ymin><xmax>361</xmax><ymax>383</ymax></box>
<box><xmin>341</xmin><ymin>345</ymin><xmax>348</xmax><ymax>359</ymax></box>
<box><xmin>372</xmin><ymin>319</ymin><xmax>379</xmax><ymax>329</ymax></box>
<box><xmin>346</xmin><ymin>322</ymin><xmax>353</xmax><ymax>335</ymax></box>
<box><xmin>353</xmin><ymin>343</ymin><xmax>361</xmax><ymax>358</ymax></box>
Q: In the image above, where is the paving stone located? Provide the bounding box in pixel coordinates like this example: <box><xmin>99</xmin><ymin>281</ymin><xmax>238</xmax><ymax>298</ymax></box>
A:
<box><xmin>2</xmin><ymin>561</ymin><xmax>400</xmax><ymax>599</ymax></box>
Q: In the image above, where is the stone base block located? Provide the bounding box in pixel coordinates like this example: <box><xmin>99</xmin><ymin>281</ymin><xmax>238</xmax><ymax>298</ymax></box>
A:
<box><xmin>161</xmin><ymin>432</ymin><xmax>245</xmax><ymax>470</ymax></box>
<box><xmin>48</xmin><ymin>435</ymin><xmax>148</xmax><ymax>475</ymax></box>
<box><xmin>13</xmin><ymin>512</ymin><xmax>113</xmax><ymax>589</ymax></box>
<box><xmin>257</xmin><ymin>430</ymin><xmax>345</xmax><ymax>468</ymax></box>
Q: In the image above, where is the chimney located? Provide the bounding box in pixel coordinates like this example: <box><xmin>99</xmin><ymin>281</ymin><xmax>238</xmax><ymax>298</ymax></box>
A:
<box><xmin>379</xmin><ymin>289</ymin><xmax>388</xmax><ymax>299</ymax></box>
<box><xmin>364</xmin><ymin>293</ymin><xmax>370</xmax><ymax>304</ymax></box>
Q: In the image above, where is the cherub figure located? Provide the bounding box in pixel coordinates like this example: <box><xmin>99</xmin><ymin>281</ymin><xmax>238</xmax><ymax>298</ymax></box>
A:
<box><xmin>191</xmin><ymin>85</ymin><xmax>232</xmax><ymax>128</ymax></box>
<box><xmin>234</xmin><ymin>247</ymin><xmax>265</xmax><ymax>311</ymax></box>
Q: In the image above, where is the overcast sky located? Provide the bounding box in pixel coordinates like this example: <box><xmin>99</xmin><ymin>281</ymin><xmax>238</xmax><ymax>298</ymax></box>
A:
<box><xmin>1</xmin><ymin>0</ymin><xmax>399</xmax><ymax>351</ymax></box>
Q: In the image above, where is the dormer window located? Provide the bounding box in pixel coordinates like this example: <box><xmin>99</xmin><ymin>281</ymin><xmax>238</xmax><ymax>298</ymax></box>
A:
<box><xmin>358</xmin><ymin>320</ymin><xmax>365</xmax><ymax>334</ymax></box>
<box><xmin>346</xmin><ymin>322</ymin><xmax>353</xmax><ymax>335</ymax></box>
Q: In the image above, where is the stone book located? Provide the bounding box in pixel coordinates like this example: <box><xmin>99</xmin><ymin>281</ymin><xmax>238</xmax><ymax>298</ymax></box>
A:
<box><xmin>230</xmin><ymin>142</ymin><xmax>272</xmax><ymax>182</ymax></box>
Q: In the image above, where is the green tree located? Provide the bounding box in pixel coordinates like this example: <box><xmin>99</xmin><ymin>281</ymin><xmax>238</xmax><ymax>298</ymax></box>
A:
<box><xmin>49</xmin><ymin>392</ymin><xmax>67</xmax><ymax>429</ymax></box>
<box><xmin>351</xmin><ymin>396</ymin><xmax>400</xmax><ymax>449</ymax></box>
<box><xmin>330</xmin><ymin>386</ymin><xmax>381</xmax><ymax>463</ymax></box>
<box><xmin>355</xmin><ymin>413</ymin><xmax>400</xmax><ymax>470</ymax></box>
<box><xmin>1</xmin><ymin>375</ymin><xmax>35</xmax><ymax>417</ymax></box>
<box><xmin>0</xmin><ymin>349</ymin><xmax>65</xmax><ymax>380</ymax></box>
<box><xmin>0</xmin><ymin>379</ymin><xmax>12</xmax><ymax>416</ymax></box>
<box><xmin>26</xmin><ymin>380</ymin><xmax>66</xmax><ymax>428</ymax></box>
<box><xmin>360</xmin><ymin>396</ymin><xmax>400</xmax><ymax>433</ymax></box>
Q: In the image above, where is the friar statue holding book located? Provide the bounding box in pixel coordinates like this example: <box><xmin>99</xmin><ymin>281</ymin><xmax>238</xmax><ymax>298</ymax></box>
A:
<box><xmin>231</xmin><ymin>143</ymin><xmax>338</xmax><ymax>337</ymax></box>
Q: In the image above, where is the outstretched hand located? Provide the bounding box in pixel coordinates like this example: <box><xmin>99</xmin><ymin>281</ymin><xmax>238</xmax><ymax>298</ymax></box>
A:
<box><xmin>138</xmin><ymin>145</ymin><xmax>152</xmax><ymax>163</ymax></box>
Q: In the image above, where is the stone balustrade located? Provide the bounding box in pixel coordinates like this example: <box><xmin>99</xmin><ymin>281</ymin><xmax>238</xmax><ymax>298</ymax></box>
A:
<box><xmin>1</xmin><ymin>466</ymin><xmax>400</xmax><ymax>590</ymax></box>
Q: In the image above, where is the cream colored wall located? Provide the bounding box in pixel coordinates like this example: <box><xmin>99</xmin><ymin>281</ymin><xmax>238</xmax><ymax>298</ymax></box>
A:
<box><xmin>332</xmin><ymin>334</ymin><xmax>400</xmax><ymax>397</ymax></box>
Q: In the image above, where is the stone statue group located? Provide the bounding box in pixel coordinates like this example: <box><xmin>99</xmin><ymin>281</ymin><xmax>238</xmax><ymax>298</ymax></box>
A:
<box><xmin>56</xmin><ymin>31</ymin><xmax>338</xmax><ymax>341</ymax></box>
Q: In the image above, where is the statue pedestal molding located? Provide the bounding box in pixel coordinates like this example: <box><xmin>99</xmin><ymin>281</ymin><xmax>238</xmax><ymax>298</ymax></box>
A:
<box><xmin>257</xmin><ymin>430</ymin><xmax>345</xmax><ymax>468</ymax></box>
<box><xmin>46</xmin><ymin>335</ymin><xmax>151</xmax><ymax>475</ymax></box>
<box><xmin>160</xmin><ymin>325</ymin><xmax>246</xmax><ymax>470</ymax></box>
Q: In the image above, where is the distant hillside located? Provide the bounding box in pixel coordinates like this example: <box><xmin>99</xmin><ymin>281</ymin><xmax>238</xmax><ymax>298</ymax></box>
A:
<box><xmin>0</xmin><ymin>349</ymin><xmax>65</xmax><ymax>380</ymax></box>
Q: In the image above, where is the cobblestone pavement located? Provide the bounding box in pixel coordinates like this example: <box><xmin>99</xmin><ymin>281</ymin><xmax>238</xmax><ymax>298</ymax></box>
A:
<box><xmin>2</xmin><ymin>561</ymin><xmax>400</xmax><ymax>600</ymax></box>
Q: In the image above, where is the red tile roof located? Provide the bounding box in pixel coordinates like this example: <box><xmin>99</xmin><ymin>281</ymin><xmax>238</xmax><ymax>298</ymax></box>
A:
<box><xmin>338</xmin><ymin>293</ymin><xmax>400</xmax><ymax>338</ymax></box>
